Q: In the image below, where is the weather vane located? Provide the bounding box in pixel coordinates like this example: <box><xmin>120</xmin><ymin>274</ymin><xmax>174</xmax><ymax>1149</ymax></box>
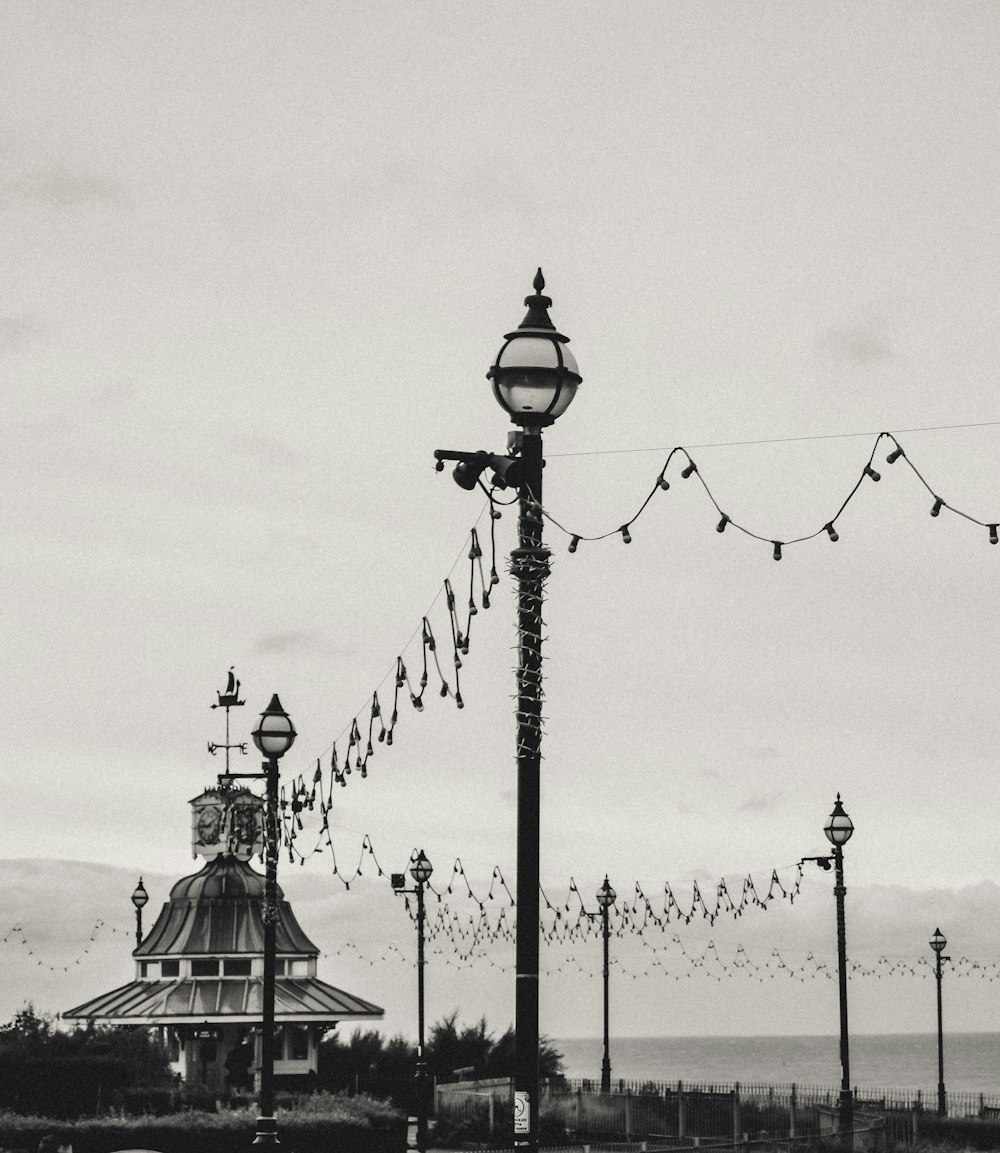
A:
<box><xmin>208</xmin><ymin>667</ymin><xmax>247</xmax><ymax>775</ymax></box>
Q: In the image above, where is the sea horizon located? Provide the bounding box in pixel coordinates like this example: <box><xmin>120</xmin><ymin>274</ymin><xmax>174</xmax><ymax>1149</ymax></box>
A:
<box><xmin>551</xmin><ymin>1033</ymin><xmax>1000</xmax><ymax>1097</ymax></box>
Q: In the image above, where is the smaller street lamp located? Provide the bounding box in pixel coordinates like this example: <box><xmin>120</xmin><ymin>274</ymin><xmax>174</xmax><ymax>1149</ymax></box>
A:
<box><xmin>595</xmin><ymin>877</ymin><xmax>616</xmax><ymax>1094</ymax></box>
<box><xmin>930</xmin><ymin>928</ymin><xmax>949</xmax><ymax>1115</ymax></box>
<box><xmin>393</xmin><ymin>850</ymin><xmax>434</xmax><ymax>1153</ymax></box>
<box><xmin>131</xmin><ymin>878</ymin><xmax>149</xmax><ymax>950</ymax></box>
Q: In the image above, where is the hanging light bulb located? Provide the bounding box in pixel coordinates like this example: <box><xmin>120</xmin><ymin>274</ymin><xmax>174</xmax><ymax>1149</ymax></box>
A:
<box><xmin>620</xmin><ymin>525</ymin><xmax>632</xmax><ymax>544</ymax></box>
<box><xmin>657</xmin><ymin>474</ymin><xmax>670</xmax><ymax>491</ymax></box>
<box><xmin>681</xmin><ymin>462</ymin><xmax>697</xmax><ymax>479</ymax></box>
<box><xmin>716</xmin><ymin>514</ymin><xmax>730</xmax><ymax>533</ymax></box>
<box><xmin>887</xmin><ymin>447</ymin><xmax>904</xmax><ymax>464</ymax></box>
<box><xmin>772</xmin><ymin>541</ymin><xmax>783</xmax><ymax>561</ymax></box>
<box><xmin>931</xmin><ymin>498</ymin><xmax>943</xmax><ymax>517</ymax></box>
<box><xmin>864</xmin><ymin>465</ymin><xmax>881</xmax><ymax>482</ymax></box>
<box><xmin>568</xmin><ymin>535</ymin><xmax>580</xmax><ymax>553</ymax></box>
<box><xmin>825</xmin><ymin>523</ymin><xmax>839</xmax><ymax>542</ymax></box>
<box><xmin>989</xmin><ymin>524</ymin><xmax>998</xmax><ymax>545</ymax></box>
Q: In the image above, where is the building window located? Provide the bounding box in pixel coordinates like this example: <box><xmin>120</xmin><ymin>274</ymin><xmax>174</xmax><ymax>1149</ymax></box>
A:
<box><xmin>191</xmin><ymin>958</ymin><xmax>219</xmax><ymax>977</ymax></box>
<box><xmin>140</xmin><ymin>961</ymin><xmax>153</xmax><ymax>978</ymax></box>
<box><xmin>285</xmin><ymin>1024</ymin><xmax>310</xmax><ymax>1061</ymax></box>
<box><xmin>161</xmin><ymin>960</ymin><xmax>180</xmax><ymax>977</ymax></box>
<box><xmin>223</xmin><ymin>958</ymin><xmax>252</xmax><ymax>976</ymax></box>
<box><xmin>287</xmin><ymin>959</ymin><xmax>309</xmax><ymax>977</ymax></box>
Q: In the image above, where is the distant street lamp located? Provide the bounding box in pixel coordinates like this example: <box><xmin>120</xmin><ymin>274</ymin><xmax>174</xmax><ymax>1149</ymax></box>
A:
<box><xmin>232</xmin><ymin>693</ymin><xmax>297</xmax><ymax>1148</ymax></box>
<box><xmin>434</xmin><ymin>270</ymin><xmax>580</xmax><ymax>1153</ymax></box>
<box><xmin>595</xmin><ymin>877</ymin><xmax>616</xmax><ymax>1094</ymax></box>
<box><xmin>930</xmin><ymin>928</ymin><xmax>949</xmax><ymax>1115</ymax></box>
<box><xmin>131</xmin><ymin>878</ymin><xmax>149</xmax><ymax>949</ymax></box>
<box><xmin>392</xmin><ymin>849</ymin><xmax>434</xmax><ymax>1153</ymax></box>
<box><xmin>803</xmin><ymin>794</ymin><xmax>854</xmax><ymax>1141</ymax></box>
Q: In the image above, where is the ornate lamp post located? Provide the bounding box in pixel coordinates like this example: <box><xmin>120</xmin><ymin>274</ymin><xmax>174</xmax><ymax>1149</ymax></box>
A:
<box><xmin>248</xmin><ymin>694</ymin><xmax>297</xmax><ymax>1148</ymax></box>
<box><xmin>823</xmin><ymin>794</ymin><xmax>854</xmax><ymax>1141</ymax></box>
<box><xmin>434</xmin><ymin>269</ymin><xmax>580</xmax><ymax>1153</ymax></box>
<box><xmin>131</xmin><ymin>878</ymin><xmax>149</xmax><ymax>950</ymax></box>
<box><xmin>802</xmin><ymin>795</ymin><xmax>854</xmax><ymax>1141</ymax></box>
<box><xmin>930</xmin><ymin>928</ymin><xmax>949</xmax><ymax>1115</ymax></box>
<box><xmin>393</xmin><ymin>850</ymin><xmax>434</xmax><ymax>1153</ymax></box>
<box><xmin>595</xmin><ymin>876</ymin><xmax>615</xmax><ymax>1094</ymax></box>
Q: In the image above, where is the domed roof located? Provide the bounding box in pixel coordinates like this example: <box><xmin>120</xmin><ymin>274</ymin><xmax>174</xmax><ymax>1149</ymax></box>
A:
<box><xmin>136</xmin><ymin>855</ymin><xmax>319</xmax><ymax>958</ymax></box>
<box><xmin>168</xmin><ymin>854</ymin><xmax>276</xmax><ymax>901</ymax></box>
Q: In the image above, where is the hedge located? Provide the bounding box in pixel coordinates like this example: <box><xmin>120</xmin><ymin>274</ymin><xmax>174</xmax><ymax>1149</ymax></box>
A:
<box><xmin>0</xmin><ymin>1097</ymin><xmax>406</xmax><ymax>1153</ymax></box>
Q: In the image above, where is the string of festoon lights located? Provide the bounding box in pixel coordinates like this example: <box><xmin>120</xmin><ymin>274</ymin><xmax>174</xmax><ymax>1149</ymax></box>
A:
<box><xmin>275</xmin><ymin>430</ymin><xmax>999</xmax><ymax>844</ymax></box>
<box><xmin>1</xmin><ymin>921</ymin><xmax>130</xmax><ymax>973</ymax></box>
<box><xmin>328</xmin><ymin>931</ymin><xmax>1000</xmax><ymax>985</ymax></box>
<box><xmin>546</xmin><ymin>430</ymin><xmax>999</xmax><ymax>557</ymax></box>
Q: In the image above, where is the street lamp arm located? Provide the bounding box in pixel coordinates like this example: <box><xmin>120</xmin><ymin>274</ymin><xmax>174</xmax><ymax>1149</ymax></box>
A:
<box><xmin>799</xmin><ymin>855</ymin><xmax>834</xmax><ymax>871</ymax></box>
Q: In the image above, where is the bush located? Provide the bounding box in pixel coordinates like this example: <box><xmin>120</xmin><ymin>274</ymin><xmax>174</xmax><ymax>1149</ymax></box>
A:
<box><xmin>913</xmin><ymin>1114</ymin><xmax>1000</xmax><ymax>1151</ymax></box>
<box><xmin>0</xmin><ymin>1095</ymin><xmax>406</xmax><ymax>1153</ymax></box>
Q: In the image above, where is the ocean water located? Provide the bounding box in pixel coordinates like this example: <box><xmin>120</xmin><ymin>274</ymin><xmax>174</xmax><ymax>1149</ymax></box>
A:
<box><xmin>552</xmin><ymin>1034</ymin><xmax>1000</xmax><ymax>1097</ymax></box>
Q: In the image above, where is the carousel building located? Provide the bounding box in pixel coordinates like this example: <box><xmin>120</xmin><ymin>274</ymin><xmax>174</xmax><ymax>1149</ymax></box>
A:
<box><xmin>64</xmin><ymin>788</ymin><xmax>384</xmax><ymax>1091</ymax></box>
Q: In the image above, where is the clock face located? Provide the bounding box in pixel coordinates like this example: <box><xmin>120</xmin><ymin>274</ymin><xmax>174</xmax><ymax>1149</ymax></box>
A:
<box><xmin>196</xmin><ymin>806</ymin><xmax>222</xmax><ymax>844</ymax></box>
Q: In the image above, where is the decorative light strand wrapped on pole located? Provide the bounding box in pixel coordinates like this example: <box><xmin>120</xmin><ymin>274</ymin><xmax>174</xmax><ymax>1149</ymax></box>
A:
<box><xmin>434</xmin><ymin>270</ymin><xmax>580</xmax><ymax>1153</ymax></box>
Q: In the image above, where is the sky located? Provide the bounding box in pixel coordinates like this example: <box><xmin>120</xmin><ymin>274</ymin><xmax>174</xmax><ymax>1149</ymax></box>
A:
<box><xmin>4</xmin><ymin>2</ymin><xmax>1000</xmax><ymax>1046</ymax></box>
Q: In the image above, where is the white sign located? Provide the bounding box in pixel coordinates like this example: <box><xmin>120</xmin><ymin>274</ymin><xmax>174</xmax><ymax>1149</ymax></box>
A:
<box><xmin>513</xmin><ymin>1090</ymin><xmax>530</xmax><ymax>1135</ymax></box>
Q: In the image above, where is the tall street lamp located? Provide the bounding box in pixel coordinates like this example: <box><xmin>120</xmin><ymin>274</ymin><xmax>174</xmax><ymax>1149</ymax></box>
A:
<box><xmin>802</xmin><ymin>794</ymin><xmax>854</xmax><ymax>1141</ymax></box>
<box><xmin>824</xmin><ymin>794</ymin><xmax>854</xmax><ymax>1141</ymax></box>
<box><xmin>392</xmin><ymin>849</ymin><xmax>434</xmax><ymax>1153</ymax></box>
<box><xmin>245</xmin><ymin>693</ymin><xmax>297</xmax><ymax>1148</ymax></box>
<box><xmin>595</xmin><ymin>877</ymin><xmax>615</xmax><ymax>1094</ymax></box>
<box><xmin>930</xmin><ymin>928</ymin><xmax>949</xmax><ymax>1115</ymax></box>
<box><xmin>434</xmin><ymin>269</ymin><xmax>580</xmax><ymax>1153</ymax></box>
<box><xmin>131</xmin><ymin>878</ymin><xmax>149</xmax><ymax>950</ymax></box>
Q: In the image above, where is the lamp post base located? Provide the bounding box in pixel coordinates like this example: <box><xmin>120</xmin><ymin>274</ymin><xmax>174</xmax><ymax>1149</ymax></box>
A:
<box><xmin>252</xmin><ymin>1116</ymin><xmax>280</xmax><ymax>1145</ymax></box>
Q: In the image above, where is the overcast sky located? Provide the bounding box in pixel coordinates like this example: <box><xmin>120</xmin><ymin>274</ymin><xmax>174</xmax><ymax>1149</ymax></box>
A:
<box><xmin>4</xmin><ymin>2</ymin><xmax>1000</xmax><ymax>1039</ymax></box>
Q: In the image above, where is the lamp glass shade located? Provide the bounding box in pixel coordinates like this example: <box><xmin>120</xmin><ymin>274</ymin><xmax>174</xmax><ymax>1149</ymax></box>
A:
<box><xmin>930</xmin><ymin>928</ymin><xmax>947</xmax><ymax>953</ymax></box>
<box><xmin>490</xmin><ymin>336</ymin><xmax>580</xmax><ymax>424</ymax></box>
<box><xmin>823</xmin><ymin>795</ymin><xmax>854</xmax><ymax>846</ymax></box>
<box><xmin>252</xmin><ymin>693</ymin><xmax>297</xmax><ymax>759</ymax></box>
<box><xmin>596</xmin><ymin>877</ymin><xmax>616</xmax><ymax>909</ymax></box>
<box><xmin>131</xmin><ymin>880</ymin><xmax>149</xmax><ymax>909</ymax></box>
<box><xmin>410</xmin><ymin>849</ymin><xmax>433</xmax><ymax>885</ymax></box>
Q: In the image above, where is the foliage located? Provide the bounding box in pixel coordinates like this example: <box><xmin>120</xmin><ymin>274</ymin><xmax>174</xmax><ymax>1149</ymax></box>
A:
<box><xmin>0</xmin><ymin>1097</ymin><xmax>404</xmax><ymax>1153</ymax></box>
<box><xmin>912</xmin><ymin>1114</ymin><xmax>1000</xmax><ymax>1151</ymax></box>
<box><xmin>317</xmin><ymin>1011</ymin><xmax>564</xmax><ymax>1104</ymax></box>
<box><xmin>0</xmin><ymin>1004</ymin><xmax>175</xmax><ymax>1119</ymax></box>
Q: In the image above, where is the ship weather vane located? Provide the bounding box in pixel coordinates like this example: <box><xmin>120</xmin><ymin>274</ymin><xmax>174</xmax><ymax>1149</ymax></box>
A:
<box><xmin>208</xmin><ymin>667</ymin><xmax>247</xmax><ymax>774</ymax></box>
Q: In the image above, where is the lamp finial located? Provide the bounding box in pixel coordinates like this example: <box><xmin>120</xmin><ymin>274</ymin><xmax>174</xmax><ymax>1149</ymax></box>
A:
<box><xmin>518</xmin><ymin>269</ymin><xmax>555</xmax><ymax>331</ymax></box>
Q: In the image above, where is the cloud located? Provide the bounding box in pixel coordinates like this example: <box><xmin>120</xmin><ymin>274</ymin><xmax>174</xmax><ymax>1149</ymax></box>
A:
<box><xmin>252</xmin><ymin>631</ymin><xmax>318</xmax><ymax>656</ymax></box>
<box><xmin>0</xmin><ymin>165</ymin><xmax>125</xmax><ymax>210</ymax></box>
<box><xmin>230</xmin><ymin>434</ymin><xmax>301</xmax><ymax>470</ymax></box>
<box><xmin>0</xmin><ymin>314</ymin><xmax>37</xmax><ymax>355</ymax></box>
<box><xmin>820</xmin><ymin>321</ymin><xmax>894</xmax><ymax>365</ymax></box>
<box><xmin>737</xmin><ymin>794</ymin><xmax>775</xmax><ymax>814</ymax></box>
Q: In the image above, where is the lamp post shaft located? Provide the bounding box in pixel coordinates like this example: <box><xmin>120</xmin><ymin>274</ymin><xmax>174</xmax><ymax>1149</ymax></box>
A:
<box><xmin>936</xmin><ymin>951</ymin><xmax>946</xmax><ymax>1115</ymax></box>
<box><xmin>600</xmin><ymin>905</ymin><xmax>611</xmax><ymax>1094</ymax></box>
<box><xmin>833</xmin><ymin>845</ymin><xmax>852</xmax><ymax>1140</ymax></box>
<box><xmin>416</xmin><ymin>881</ymin><xmax>429</xmax><ymax>1153</ymax></box>
<box><xmin>513</xmin><ymin>428</ymin><xmax>545</xmax><ymax>1153</ymax></box>
<box><xmin>135</xmin><ymin>908</ymin><xmax>143</xmax><ymax>950</ymax></box>
<box><xmin>253</xmin><ymin>754</ymin><xmax>280</xmax><ymax>1146</ymax></box>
